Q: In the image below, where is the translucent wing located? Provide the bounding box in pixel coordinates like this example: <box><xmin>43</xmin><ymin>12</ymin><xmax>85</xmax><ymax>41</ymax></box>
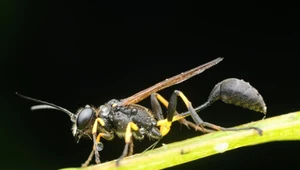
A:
<box><xmin>120</xmin><ymin>57</ymin><xmax>224</xmax><ymax>105</ymax></box>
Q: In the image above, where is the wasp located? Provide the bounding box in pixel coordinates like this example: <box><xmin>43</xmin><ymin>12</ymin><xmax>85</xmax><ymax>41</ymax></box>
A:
<box><xmin>16</xmin><ymin>57</ymin><xmax>267</xmax><ymax>167</ymax></box>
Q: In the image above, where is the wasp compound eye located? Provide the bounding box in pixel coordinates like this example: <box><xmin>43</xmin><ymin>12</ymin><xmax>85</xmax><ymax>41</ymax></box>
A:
<box><xmin>77</xmin><ymin>107</ymin><xmax>94</xmax><ymax>130</ymax></box>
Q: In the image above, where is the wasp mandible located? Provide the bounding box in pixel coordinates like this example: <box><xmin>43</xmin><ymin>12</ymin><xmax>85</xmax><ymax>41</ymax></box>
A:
<box><xmin>16</xmin><ymin>57</ymin><xmax>267</xmax><ymax>167</ymax></box>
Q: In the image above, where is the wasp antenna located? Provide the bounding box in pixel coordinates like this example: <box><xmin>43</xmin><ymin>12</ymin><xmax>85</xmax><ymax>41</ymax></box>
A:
<box><xmin>16</xmin><ymin>92</ymin><xmax>76</xmax><ymax>122</ymax></box>
<box><xmin>31</xmin><ymin>104</ymin><xmax>61</xmax><ymax>111</ymax></box>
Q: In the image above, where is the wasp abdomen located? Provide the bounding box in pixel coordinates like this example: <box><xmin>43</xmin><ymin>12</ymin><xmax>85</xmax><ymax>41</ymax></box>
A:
<box><xmin>208</xmin><ymin>78</ymin><xmax>267</xmax><ymax>114</ymax></box>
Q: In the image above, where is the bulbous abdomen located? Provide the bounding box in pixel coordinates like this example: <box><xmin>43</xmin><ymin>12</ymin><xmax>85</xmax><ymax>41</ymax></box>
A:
<box><xmin>208</xmin><ymin>78</ymin><xmax>267</xmax><ymax>114</ymax></box>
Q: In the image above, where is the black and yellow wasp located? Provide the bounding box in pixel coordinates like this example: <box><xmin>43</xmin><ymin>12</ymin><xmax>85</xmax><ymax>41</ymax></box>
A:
<box><xmin>17</xmin><ymin>57</ymin><xmax>266</xmax><ymax>166</ymax></box>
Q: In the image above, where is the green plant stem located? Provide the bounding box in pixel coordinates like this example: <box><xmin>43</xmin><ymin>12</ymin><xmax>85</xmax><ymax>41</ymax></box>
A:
<box><xmin>61</xmin><ymin>111</ymin><xmax>300</xmax><ymax>170</ymax></box>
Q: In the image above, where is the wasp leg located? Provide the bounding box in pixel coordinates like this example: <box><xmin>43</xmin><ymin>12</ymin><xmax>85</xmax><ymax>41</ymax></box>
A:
<box><xmin>128</xmin><ymin>138</ymin><xmax>134</xmax><ymax>156</ymax></box>
<box><xmin>177</xmin><ymin>119</ymin><xmax>215</xmax><ymax>133</ymax></box>
<box><xmin>81</xmin><ymin>148</ymin><xmax>94</xmax><ymax>167</ymax></box>
<box><xmin>196</xmin><ymin>121</ymin><xmax>263</xmax><ymax>135</ymax></box>
<box><xmin>154</xmin><ymin>93</ymin><xmax>212</xmax><ymax>135</ymax></box>
<box><xmin>116</xmin><ymin>122</ymin><xmax>139</xmax><ymax>166</ymax></box>
<box><xmin>173</xmin><ymin>90</ymin><xmax>263</xmax><ymax>135</ymax></box>
<box><xmin>81</xmin><ymin>131</ymin><xmax>114</xmax><ymax>167</ymax></box>
<box><xmin>91</xmin><ymin>118</ymin><xmax>106</xmax><ymax>164</ymax></box>
<box><xmin>150</xmin><ymin>93</ymin><xmax>164</xmax><ymax>120</ymax></box>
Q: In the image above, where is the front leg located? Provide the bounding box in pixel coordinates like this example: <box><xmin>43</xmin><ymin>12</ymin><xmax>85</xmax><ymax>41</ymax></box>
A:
<box><xmin>90</xmin><ymin>118</ymin><xmax>108</xmax><ymax>164</ymax></box>
<box><xmin>81</xmin><ymin>131</ymin><xmax>114</xmax><ymax>167</ymax></box>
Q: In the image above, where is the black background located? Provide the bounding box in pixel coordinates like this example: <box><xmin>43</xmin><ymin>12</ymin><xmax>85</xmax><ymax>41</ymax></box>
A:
<box><xmin>2</xmin><ymin>1</ymin><xmax>300</xmax><ymax>170</ymax></box>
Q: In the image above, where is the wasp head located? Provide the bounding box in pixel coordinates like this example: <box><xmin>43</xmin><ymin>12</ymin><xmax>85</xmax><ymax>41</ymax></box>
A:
<box><xmin>72</xmin><ymin>105</ymin><xmax>97</xmax><ymax>142</ymax></box>
<box><xmin>16</xmin><ymin>93</ymin><xmax>112</xmax><ymax>143</ymax></box>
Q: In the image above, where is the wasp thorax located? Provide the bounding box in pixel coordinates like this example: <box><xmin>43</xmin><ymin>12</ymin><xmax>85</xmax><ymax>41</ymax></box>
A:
<box><xmin>77</xmin><ymin>105</ymin><xmax>95</xmax><ymax>130</ymax></box>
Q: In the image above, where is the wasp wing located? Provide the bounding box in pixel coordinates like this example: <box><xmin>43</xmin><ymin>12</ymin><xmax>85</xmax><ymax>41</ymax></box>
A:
<box><xmin>120</xmin><ymin>57</ymin><xmax>224</xmax><ymax>105</ymax></box>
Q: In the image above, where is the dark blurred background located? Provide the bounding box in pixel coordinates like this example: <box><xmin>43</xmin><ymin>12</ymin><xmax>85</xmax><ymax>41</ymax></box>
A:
<box><xmin>1</xmin><ymin>1</ymin><xmax>300</xmax><ymax>170</ymax></box>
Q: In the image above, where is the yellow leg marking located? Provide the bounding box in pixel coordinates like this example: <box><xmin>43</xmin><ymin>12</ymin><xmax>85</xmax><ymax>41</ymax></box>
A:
<box><xmin>171</xmin><ymin>91</ymin><xmax>194</xmax><ymax>121</ymax></box>
<box><xmin>157</xmin><ymin>120</ymin><xmax>172</xmax><ymax>136</ymax></box>
<box><xmin>155</xmin><ymin>94</ymin><xmax>172</xmax><ymax>136</ymax></box>
<box><xmin>96</xmin><ymin>133</ymin><xmax>106</xmax><ymax>143</ymax></box>
<box><xmin>125</xmin><ymin>122</ymin><xmax>139</xmax><ymax>143</ymax></box>
<box><xmin>156</xmin><ymin>93</ymin><xmax>190</xmax><ymax>122</ymax></box>
<box><xmin>156</xmin><ymin>93</ymin><xmax>169</xmax><ymax>107</ymax></box>
<box><xmin>155</xmin><ymin>91</ymin><xmax>194</xmax><ymax>136</ymax></box>
<box><xmin>92</xmin><ymin>118</ymin><xmax>105</xmax><ymax>134</ymax></box>
<box><xmin>157</xmin><ymin>113</ymin><xmax>190</xmax><ymax>131</ymax></box>
<box><xmin>172</xmin><ymin>114</ymin><xmax>190</xmax><ymax>121</ymax></box>
<box><xmin>177</xmin><ymin>91</ymin><xmax>191</xmax><ymax>108</ymax></box>
<box><xmin>156</xmin><ymin>93</ymin><xmax>188</xmax><ymax>136</ymax></box>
